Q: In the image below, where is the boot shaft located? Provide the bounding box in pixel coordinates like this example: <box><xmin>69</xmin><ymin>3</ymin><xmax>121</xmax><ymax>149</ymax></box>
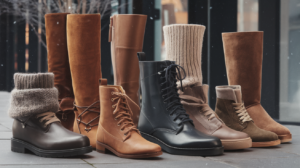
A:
<box><xmin>223</xmin><ymin>31</ymin><xmax>263</xmax><ymax>107</ymax></box>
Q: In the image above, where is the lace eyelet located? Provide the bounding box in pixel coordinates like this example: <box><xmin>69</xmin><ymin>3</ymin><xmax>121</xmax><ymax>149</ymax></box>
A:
<box><xmin>124</xmin><ymin>133</ymin><xmax>127</xmax><ymax>136</ymax></box>
<box><xmin>120</xmin><ymin>129</ymin><xmax>123</xmax><ymax>131</ymax></box>
<box><xmin>117</xmin><ymin>124</ymin><xmax>120</xmax><ymax>126</ymax></box>
<box><xmin>115</xmin><ymin>118</ymin><xmax>117</xmax><ymax>120</ymax></box>
<box><xmin>111</xmin><ymin>98</ymin><xmax>114</xmax><ymax>102</ymax></box>
<box><xmin>111</xmin><ymin>92</ymin><xmax>114</xmax><ymax>95</ymax></box>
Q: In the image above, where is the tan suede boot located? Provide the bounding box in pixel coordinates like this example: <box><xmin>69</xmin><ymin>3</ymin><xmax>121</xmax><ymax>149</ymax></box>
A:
<box><xmin>45</xmin><ymin>13</ymin><xmax>74</xmax><ymax>131</ymax></box>
<box><xmin>215</xmin><ymin>85</ymin><xmax>281</xmax><ymax>147</ymax></box>
<box><xmin>222</xmin><ymin>31</ymin><xmax>292</xmax><ymax>143</ymax></box>
<box><xmin>109</xmin><ymin>14</ymin><xmax>147</xmax><ymax>126</ymax></box>
<box><xmin>67</xmin><ymin>14</ymin><xmax>101</xmax><ymax>148</ymax></box>
<box><xmin>96</xmin><ymin>79</ymin><xmax>162</xmax><ymax>158</ymax></box>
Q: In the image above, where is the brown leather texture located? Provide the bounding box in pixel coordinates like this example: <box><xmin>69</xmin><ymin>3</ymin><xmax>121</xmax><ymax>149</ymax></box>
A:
<box><xmin>110</xmin><ymin>14</ymin><xmax>147</xmax><ymax>126</ymax></box>
<box><xmin>181</xmin><ymin>85</ymin><xmax>249</xmax><ymax>140</ymax></box>
<box><xmin>45</xmin><ymin>13</ymin><xmax>74</xmax><ymax>131</ymax></box>
<box><xmin>222</xmin><ymin>31</ymin><xmax>291</xmax><ymax>138</ymax></box>
<box><xmin>97</xmin><ymin>84</ymin><xmax>161</xmax><ymax>156</ymax></box>
<box><xmin>215</xmin><ymin>98</ymin><xmax>278</xmax><ymax>142</ymax></box>
<box><xmin>67</xmin><ymin>14</ymin><xmax>101</xmax><ymax>148</ymax></box>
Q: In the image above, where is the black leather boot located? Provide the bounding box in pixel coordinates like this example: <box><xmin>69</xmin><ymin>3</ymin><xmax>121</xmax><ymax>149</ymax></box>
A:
<box><xmin>138</xmin><ymin>60</ymin><xmax>223</xmax><ymax>156</ymax></box>
<box><xmin>8</xmin><ymin>73</ymin><xmax>93</xmax><ymax>158</ymax></box>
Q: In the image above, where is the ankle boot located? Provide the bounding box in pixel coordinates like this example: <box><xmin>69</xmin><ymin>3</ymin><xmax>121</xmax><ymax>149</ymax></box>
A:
<box><xmin>215</xmin><ymin>85</ymin><xmax>281</xmax><ymax>147</ymax></box>
<box><xmin>9</xmin><ymin>73</ymin><xmax>92</xmax><ymax>157</ymax></box>
<box><xmin>138</xmin><ymin>60</ymin><xmax>223</xmax><ymax>156</ymax></box>
<box><xmin>222</xmin><ymin>32</ymin><xmax>292</xmax><ymax>143</ymax></box>
<box><xmin>164</xmin><ymin>24</ymin><xmax>252</xmax><ymax>150</ymax></box>
<box><xmin>45</xmin><ymin>13</ymin><xmax>74</xmax><ymax>131</ymax></box>
<box><xmin>109</xmin><ymin>14</ymin><xmax>147</xmax><ymax>126</ymax></box>
<box><xmin>96</xmin><ymin>79</ymin><xmax>162</xmax><ymax>158</ymax></box>
<box><xmin>67</xmin><ymin>14</ymin><xmax>101</xmax><ymax>148</ymax></box>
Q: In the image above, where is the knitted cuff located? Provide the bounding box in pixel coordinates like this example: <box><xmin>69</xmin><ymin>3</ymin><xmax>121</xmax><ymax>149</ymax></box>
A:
<box><xmin>8</xmin><ymin>73</ymin><xmax>59</xmax><ymax>119</ymax></box>
<box><xmin>163</xmin><ymin>24</ymin><xmax>206</xmax><ymax>87</ymax></box>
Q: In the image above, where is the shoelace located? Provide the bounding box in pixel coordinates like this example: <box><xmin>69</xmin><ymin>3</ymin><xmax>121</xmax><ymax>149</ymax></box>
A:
<box><xmin>232</xmin><ymin>103</ymin><xmax>253</xmax><ymax>123</ymax></box>
<box><xmin>179</xmin><ymin>92</ymin><xmax>216</xmax><ymax>121</ymax></box>
<box><xmin>74</xmin><ymin>100</ymin><xmax>100</xmax><ymax>133</ymax></box>
<box><xmin>111</xmin><ymin>91</ymin><xmax>140</xmax><ymax>141</ymax></box>
<box><xmin>20</xmin><ymin>112</ymin><xmax>60</xmax><ymax>128</ymax></box>
<box><xmin>158</xmin><ymin>61</ymin><xmax>193</xmax><ymax>126</ymax></box>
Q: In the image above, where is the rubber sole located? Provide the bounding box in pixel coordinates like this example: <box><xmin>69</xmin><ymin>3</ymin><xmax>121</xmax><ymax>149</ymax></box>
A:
<box><xmin>96</xmin><ymin>141</ymin><xmax>162</xmax><ymax>158</ymax></box>
<box><xmin>221</xmin><ymin>137</ymin><xmax>252</xmax><ymax>150</ymax></box>
<box><xmin>11</xmin><ymin>138</ymin><xmax>93</xmax><ymax>158</ymax></box>
<box><xmin>141</xmin><ymin>132</ymin><xmax>223</xmax><ymax>156</ymax></box>
<box><xmin>278</xmin><ymin>133</ymin><xmax>292</xmax><ymax>143</ymax></box>
<box><xmin>252</xmin><ymin>139</ymin><xmax>281</xmax><ymax>147</ymax></box>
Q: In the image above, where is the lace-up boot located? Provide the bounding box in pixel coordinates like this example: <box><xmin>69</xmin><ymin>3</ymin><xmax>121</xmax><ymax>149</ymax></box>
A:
<box><xmin>138</xmin><ymin>61</ymin><xmax>223</xmax><ymax>156</ymax></box>
<box><xmin>67</xmin><ymin>14</ymin><xmax>101</xmax><ymax>148</ymax></box>
<box><xmin>9</xmin><ymin>73</ymin><xmax>92</xmax><ymax>157</ymax></box>
<box><xmin>215</xmin><ymin>85</ymin><xmax>281</xmax><ymax>147</ymax></box>
<box><xmin>96</xmin><ymin>79</ymin><xmax>162</xmax><ymax>158</ymax></box>
<box><xmin>179</xmin><ymin>84</ymin><xmax>252</xmax><ymax>150</ymax></box>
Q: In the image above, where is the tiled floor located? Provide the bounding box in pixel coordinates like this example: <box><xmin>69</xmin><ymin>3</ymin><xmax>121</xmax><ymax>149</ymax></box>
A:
<box><xmin>0</xmin><ymin>91</ymin><xmax>299</xmax><ymax>168</ymax></box>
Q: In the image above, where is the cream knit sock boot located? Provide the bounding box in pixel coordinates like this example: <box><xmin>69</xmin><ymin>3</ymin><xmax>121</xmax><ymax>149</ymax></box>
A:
<box><xmin>163</xmin><ymin>24</ymin><xmax>205</xmax><ymax>86</ymax></box>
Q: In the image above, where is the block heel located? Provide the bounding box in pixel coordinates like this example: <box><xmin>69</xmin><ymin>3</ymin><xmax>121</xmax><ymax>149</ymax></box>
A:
<box><xmin>11</xmin><ymin>139</ymin><xmax>27</xmax><ymax>153</ymax></box>
<box><xmin>96</xmin><ymin>141</ymin><xmax>108</xmax><ymax>153</ymax></box>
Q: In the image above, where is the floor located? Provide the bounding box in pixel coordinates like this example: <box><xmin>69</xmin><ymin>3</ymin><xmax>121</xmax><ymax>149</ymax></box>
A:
<box><xmin>1</xmin><ymin>92</ymin><xmax>300</xmax><ymax>168</ymax></box>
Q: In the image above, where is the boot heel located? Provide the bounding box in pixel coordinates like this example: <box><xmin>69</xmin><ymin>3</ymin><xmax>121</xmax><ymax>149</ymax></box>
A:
<box><xmin>96</xmin><ymin>142</ymin><xmax>107</xmax><ymax>153</ymax></box>
<box><xmin>11</xmin><ymin>139</ymin><xmax>27</xmax><ymax>153</ymax></box>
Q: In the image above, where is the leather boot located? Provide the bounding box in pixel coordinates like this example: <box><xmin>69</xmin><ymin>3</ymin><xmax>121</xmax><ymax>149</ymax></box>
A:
<box><xmin>109</xmin><ymin>14</ymin><xmax>147</xmax><ymax>126</ymax></box>
<box><xmin>138</xmin><ymin>60</ymin><xmax>223</xmax><ymax>156</ymax></box>
<box><xmin>9</xmin><ymin>73</ymin><xmax>92</xmax><ymax>157</ymax></box>
<box><xmin>163</xmin><ymin>24</ymin><xmax>252</xmax><ymax>150</ymax></box>
<box><xmin>96</xmin><ymin>79</ymin><xmax>162</xmax><ymax>158</ymax></box>
<box><xmin>222</xmin><ymin>31</ymin><xmax>292</xmax><ymax>143</ymax></box>
<box><xmin>67</xmin><ymin>14</ymin><xmax>101</xmax><ymax>148</ymax></box>
<box><xmin>45</xmin><ymin>13</ymin><xmax>74</xmax><ymax>131</ymax></box>
<box><xmin>215</xmin><ymin>85</ymin><xmax>281</xmax><ymax>147</ymax></box>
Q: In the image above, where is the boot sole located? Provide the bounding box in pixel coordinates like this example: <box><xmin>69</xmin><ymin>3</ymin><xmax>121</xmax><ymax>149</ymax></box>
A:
<box><xmin>96</xmin><ymin>141</ymin><xmax>162</xmax><ymax>158</ymax></box>
<box><xmin>141</xmin><ymin>132</ymin><xmax>223</xmax><ymax>156</ymax></box>
<box><xmin>252</xmin><ymin>139</ymin><xmax>281</xmax><ymax>147</ymax></box>
<box><xmin>221</xmin><ymin>137</ymin><xmax>252</xmax><ymax>150</ymax></box>
<box><xmin>278</xmin><ymin>133</ymin><xmax>292</xmax><ymax>143</ymax></box>
<box><xmin>11</xmin><ymin>138</ymin><xmax>93</xmax><ymax>158</ymax></box>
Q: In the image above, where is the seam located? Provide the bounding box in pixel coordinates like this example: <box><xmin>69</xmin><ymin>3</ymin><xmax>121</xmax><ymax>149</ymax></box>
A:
<box><xmin>246</xmin><ymin>103</ymin><xmax>260</xmax><ymax>109</ymax></box>
<box><xmin>99</xmin><ymin>123</ymin><xmax>123</xmax><ymax>143</ymax></box>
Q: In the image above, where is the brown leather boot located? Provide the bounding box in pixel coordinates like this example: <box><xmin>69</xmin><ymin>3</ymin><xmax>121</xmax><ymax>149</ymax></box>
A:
<box><xmin>179</xmin><ymin>84</ymin><xmax>252</xmax><ymax>150</ymax></box>
<box><xmin>67</xmin><ymin>14</ymin><xmax>101</xmax><ymax>148</ymax></box>
<box><xmin>109</xmin><ymin>14</ymin><xmax>147</xmax><ymax>126</ymax></box>
<box><xmin>215</xmin><ymin>85</ymin><xmax>281</xmax><ymax>147</ymax></box>
<box><xmin>45</xmin><ymin>13</ymin><xmax>74</xmax><ymax>131</ymax></box>
<box><xmin>96</xmin><ymin>79</ymin><xmax>162</xmax><ymax>158</ymax></box>
<box><xmin>223</xmin><ymin>31</ymin><xmax>292</xmax><ymax>143</ymax></box>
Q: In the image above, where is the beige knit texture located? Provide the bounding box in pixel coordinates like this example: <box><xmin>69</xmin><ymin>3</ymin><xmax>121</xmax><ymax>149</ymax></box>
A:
<box><xmin>164</xmin><ymin>24</ymin><xmax>206</xmax><ymax>87</ymax></box>
<box><xmin>8</xmin><ymin>73</ymin><xmax>59</xmax><ymax>119</ymax></box>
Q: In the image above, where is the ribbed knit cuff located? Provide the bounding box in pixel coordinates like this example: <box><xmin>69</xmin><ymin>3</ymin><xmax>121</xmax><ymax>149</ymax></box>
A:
<box><xmin>163</xmin><ymin>24</ymin><xmax>205</xmax><ymax>87</ymax></box>
<box><xmin>8</xmin><ymin>73</ymin><xmax>59</xmax><ymax>119</ymax></box>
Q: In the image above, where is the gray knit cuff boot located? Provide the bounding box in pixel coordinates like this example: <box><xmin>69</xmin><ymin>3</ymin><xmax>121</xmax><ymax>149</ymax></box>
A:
<box><xmin>163</xmin><ymin>24</ymin><xmax>206</xmax><ymax>87</ymax></box>
<box><xmin>8</xmin><ymin>73</ymin><xmax>59</xmax><ymax>119</ymax></box>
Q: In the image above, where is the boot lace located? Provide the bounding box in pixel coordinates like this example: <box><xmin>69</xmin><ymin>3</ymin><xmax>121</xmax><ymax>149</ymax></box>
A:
<box><xmin>111</xmin><ymin>91</ymin><xmax>140</xmax><ymax>141</ymax></box>
<box><xmin>232</xmin><ymin>103</ymin><xmax>253</xmax><ymax>123</ymax></box>
<box><xmin>159</xmin><ymin>61</ymin><xmax>193</xmax><ymax>126</ymax></box>
<box><xmin>74</xmin><ymin>101</ymin><xmax>100</xmax><ymax>133</ymax></box>
<box><xmin>36</xmin><ymin>112</ymin><xmax>61</xmax><ymax>126</ymax></box>
<box><xmin>179</xmin><ymin>92</ymin><xmax>216</xmax><ymax>120</ymax></box>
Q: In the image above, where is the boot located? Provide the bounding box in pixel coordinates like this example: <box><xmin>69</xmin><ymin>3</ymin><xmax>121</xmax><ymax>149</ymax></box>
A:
<box><xmin>96</xmin><ymin>79</ymin><xmax>162</xmax><ymax>158</ymax></box>
<box><xmin>163</xmin><ymin>24</ymin><xmax>251</xmax><ymax>150</ymax></box>
<box><xmin>67</xmin><ymin>14</ymin><xmax>101</xmax><ymax>148</ymax></box>
<box><xmin>45</xmin><ymin>13</ymin><xmax>74</xmax><ymax>131</ymax></box>
<box><xmin>215</xmin><ymin>85</ymin><xmax>281</xmax><ymax>147</ymax></box>
<box><xmin>109</xmin><ymin>14</ymin><xmax>147</xmax><ymax>126</ymax></box>
<box><xmin>222</xmin><ymin>31</ymin><xmax>292</xmax><ymax>143</ymax></box>
<box><xmin>138</xmin><ymin>60</ymin><xmax>223</xmax><ymax>156</ymax></box>
<box><xmin>9</xmin><ymin>73</ymin><xmax>92</xmax><ymax>157</ymax></box>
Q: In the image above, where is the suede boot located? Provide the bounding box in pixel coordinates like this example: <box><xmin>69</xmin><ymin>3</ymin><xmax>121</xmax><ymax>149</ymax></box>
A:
<box><xmin>45</xmin><ymin>13</ymin><xmax>74</xmax><ymax>131</ymax></box>
<box><xmin>164</xmin><ymin>24</ymin><xmax>252</xmax><ymax>150</ymax></box>
<box><xmin>96</xmin><ymin>79</ymin><xmax>162</xmax><ymax>158</ymax></box>
<box><xmin>109</xmin><ymin>14</ymin><xmax>147</xmax><ymax>126</ymax></box>
<box><xmin>215</xmin><ymin>85</ymin><xmax>281</xmax><ymax>147</ymax></box>
<box><xmin>67</xmin><ymin>14</ymin><xmax>101</xmax><ymax>148</ymax></box>
<box><xmin>222</xmin><ymin>31</ymin><xmax>292</xmax><ymax>143</ymax></box>
<box><xmin>9</xmin><ymin>73</ymin><xmax>92</xmax><ymax>157</ymax></box>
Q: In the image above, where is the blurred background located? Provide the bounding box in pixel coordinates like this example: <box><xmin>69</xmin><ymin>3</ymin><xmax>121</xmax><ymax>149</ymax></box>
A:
<box><xmin>0</xmin><ymin>0</ymin><xmax>299</xmax><ymax>124</ymax></box>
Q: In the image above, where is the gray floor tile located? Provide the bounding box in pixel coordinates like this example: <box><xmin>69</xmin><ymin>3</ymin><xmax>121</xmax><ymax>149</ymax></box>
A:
<box><xmin>0</xmin><ymin>132</ymin><xmax>12</xmax><ymax>140</ymax></box>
